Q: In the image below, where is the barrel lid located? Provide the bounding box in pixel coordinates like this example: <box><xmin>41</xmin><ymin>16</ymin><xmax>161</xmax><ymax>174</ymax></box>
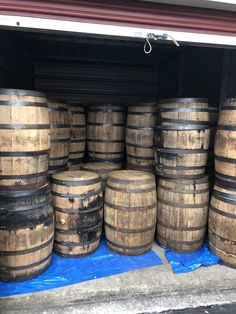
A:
<box><xmin>51</xmin><ymin>170</ymin><xmax>100</xmax><ymax>186</ymax></box>
<box><xmin>0</xmin><ymin>88</ymin><xmax>46</xmax><ymax>98</ymax></box>
<box><xmin>159</xmin><ymin>98</ymin><xmax>208</xmax><ymax>104</ymax></box>
<box><xmin>108</xmin><ymin>170</ymin><xmax>155</xmax><ymax>185</ymax></box>
<box><xmin>82</xmin><ymin>162</ymin><xmax>122</xmax><ymax>172</ymax></box>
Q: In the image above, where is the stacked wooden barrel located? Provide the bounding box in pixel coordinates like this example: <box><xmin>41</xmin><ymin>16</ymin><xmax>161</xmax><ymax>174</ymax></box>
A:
<box><xmin>48</xmin><ymin>100</ymin><xmax>70</xmax><ymax>175</ymax></box>
<box><xmin>68</xmin><ymin>105</ymin><xmax>86</xmax><ymax>170</ymax></box>
<box><xmin>51</xmin><ymin>171</ymin><xmax>103</xmax><ymax>257</ymax></box>
<box><xmin>87</xmin><ymin>105</ymin><xmax>126</xmax><ymax>162</ymax></box>
<box><xmin>126</xmin><ymin>103</ymin><xmax>156</xmax><ymax>173</ymax></box>
<box><xmin>155</xmin><ymin>98</ymin><xmax>210</xmax><ymax>252</ymax></box>
<box><xmin>0</xmin><ymin>89</ymin><xmax>54</xmax><ymax>282</ymax></box>
<box><xmin>209</xmin><ymin>98</ymin><xmax>236</xmax><ymax>267</ymax></box>
<box><xmin>81</xmin><ymin>162</ymin><xmax>122</xmax><ymax>192</ymax></box>
<box><xmin>104</xmin><ymin>170</ymin><xmax>157</xmax><ymax>255</ymax></box>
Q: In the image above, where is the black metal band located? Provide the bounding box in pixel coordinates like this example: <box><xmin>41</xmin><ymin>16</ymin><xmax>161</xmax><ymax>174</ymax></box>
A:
<box><xmin>70</xmin><ymin>139</ymin><xmax>86</xmax><ymax>143</ymax></box>
<box><xmin>87</xmin><ymin>138</ymin><xmax>124</xmax><ymax>143</ymax></box>
<box><xmin>54</xmin><ymin>237</ymin><xmax>100</xmax><ymax>247</ymax></box>
<box><xmin>51</xmin><ymin>138</ymin><xmax>70</xmax><ymax>143</ymax></box>
<box><xmin>127</xmin><ymin>154</ymin><xmax>153</xmax><ymax>160</ymax></box>
<box><xmin>48</xmin><ymin>108</ymin><xmax>68</xmax><ymax>112</ymax></box>
<box><xmin>0</xmin><ymin>149</ymin><xmax>49</xmax><ymax>157</ymax></box>
<box><xmin>87</xmin><ymin>122</ymin><xmax>125</xmax><ymax>127</ymax></box>
<box><xmin>221</xmin><ymin>106</ymin><xmax>236</xmax><ymax>110</ymax></box>
<box><xmin>0</xmin><ymin>237</ymin><xmax>54</xmax><ymax>256</ymax></box>
<box><xmin>157</xmin><ymin>118</ymin><xmax>209</xmax><ymax>125</ymax></box>
<box><xmin>106</xmin><ymin>238</ymin><xmax>153</xmax><ymax>250</ymax></box>
<box><xmin>128</xmin><ymin>111</ymin><xmax>154</xmax><ymax>116</ymax></box>
<box><xmin>50</xmin><ymin>124</ymin><xmax>70</xmax><ymax>128</ymax></box>
<box><xmin>71</xmin><ymin>124</ymin><xmax>86</xmax><ymax>128</ymax></box>
<box><xmin>0</xmin><ymin>184</ymin><xmax>50</xmax><ymax>198</ymax></box>
<box><xmin>52</xmin><ymin>187</ymin><xmax>102</xmax><ymax>198</ymax></box>
<box><xmin>1</xmin><ymin>199</ymin><xmax>52</xmax><ymax>213</ymax></box>
<box><xmin>88</xmin><ymin>150</ymin><xmax>122</xmax><ymax>155</ymax></box>
<box><xmin>69</xmin><ymin>150</ymin><xmax>84</xmax><ymax>155</ymax></box>
<box><xmin>155</xmin><ymin>147</ymin><xmax>208</xmax><ymax>154</ymax></box>
<box><xmin>105</xmin><ymin>222</ymin><xmax>155</xmax><ymax>233</ymax></box>
<box><xmin>126</xmin><ymin>142</ymin><xmax>153</xmax><ymax>149</ymax></box>
<box><xmin>0</xmin><ymin>100</ymin><xmax>47</xmax><ymax>108</ymax></box>
<box><xmin>158</xmin><ymin>221</ymin><xmax>206</xmax><ymax>231</ymax></box>
<box><xmin>49</xmin><ymin>155</ymin><xmax>68</xmax><ymax>161</ymax></box>
<box><xmin>0</xmin><ymin>253</ymin><xmax>52</xmax><ymax>271</ymax></box>
<box><xmin>106</xmin><ymin>184</ymin><xmax>155</xmax><ymax>194</ymax></box>
<box><xmin>215</xmin><ymin>171</ymin><xmax>236</xmax><ymax>183</ymax></box>
<box><xmin>157</xmin><ymin>198</ymin><xmax>209</xmax><ymax>208</ymax></box>
<box><xmin>217</xmin><ymin>125</ymin><xmax>236</xmax><ymax>131</ymax></box>
<box><xmin>126</xmin><ymin>125</ymin><xmax>154</xmax><ymax>130</ymax></box>
<box><xmin>208</xmin><ymin>230</ymin><xmax>236</xmax><ymax>246</ymax></box>
<box><xmin>215</xmin><ymin>154</ymin><xmax>236</xmax><ymax>164</ymax></box>
<box><xmin>156</xmin><ymin>165</ymin><xmax>206</xmax><ymax>170</ymax></box>
<box><xmin>105</xmin><ymin>201</ymin><xmax>156</xmax><ymax>211</ymax></box>
<box><xmin>51</xmin><ymin>176</ymin><xmax>100</xmax><ymax>187</ymax></box>
<box><xmin>210</xmin><ymin>204</ymin><xmax>236</xmax><ymax>218</ymax></box>
<box><xmin>156</xmin><ymin>125</ymin><xmax>209</xmax><ymax>131</ymax></box>
<box><xmin>0</xmin><ymin>171</ymin><xmax>47</xmax><ymax>180</ymax></box>
<box><xmin>0</xmin><ymin>124</ymin><xmax>50</xmax><ymax>129</ymax></box>
<box><xmin>158</xmin><ymin>107</ymin><xmax>209</xmax><ymax>113</ymax></box>
<box><xmin>213</xmin><ymin>189</ymin><xmax>236</xmax><ymax>200</ymax></box>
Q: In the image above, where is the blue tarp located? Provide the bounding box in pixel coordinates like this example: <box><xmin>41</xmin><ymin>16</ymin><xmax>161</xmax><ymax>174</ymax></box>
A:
<box><xmin>0</xmin><ymin>240</ymin><xmax>162</xmax><ymax>298</ymax></box>
<box><xmin>165</xmin><ymin>242</ymin><xmax>221</xmax><ymax>274</ymax></box>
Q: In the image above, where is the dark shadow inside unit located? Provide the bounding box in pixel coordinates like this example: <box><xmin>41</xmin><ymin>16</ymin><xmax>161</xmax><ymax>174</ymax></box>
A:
<box><xmin>0</xmin><ymin>29</ymin><xmax>236</xmax><ymax>108</ymax></box>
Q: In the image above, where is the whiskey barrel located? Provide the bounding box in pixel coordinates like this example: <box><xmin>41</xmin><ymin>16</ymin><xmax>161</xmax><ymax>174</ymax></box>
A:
<box><xmin>209</xmin><ymin>181</ymin><xmax>236</xmax><ymax>268</ymax></box>
<box><xmin>87</xmin><ymin>105</ymin><xmax>126</xmax><ymax>162</ymax></box>
<box><xmin>157</xmin><ymin>176</ymin><xmax>209</xmax><ymax>252</ymax></box>
<box><xmin>105</xmin><ymin>170</ymin><xmax>157</xmax><ymax>255</ymax></box>
<box><xmin>126</xmin><ymin>103</ymin><xmax>156</xmax><ymax>173</ymax></box>
<box><xmin>214</xmin><ymin>98</ymin><xmax>236</xmax><ymax>187</ymax></box>
<box><xmin>0</xmin><ymin>184</ymin><xmax>54</xmax><ymax>282</ymax></box>
<box><xmin>81</xmin><ymin>162</ymin><xmax>122</xmax><ymax>192</ymax></box>
<box><xmin>0</xmin><ymin>88</ymin><xmax>50</xmax><ymax>190</ymax></box>
<box><xmin>68</xmin><ymin>105</ymin><xmax>86</xmax><ymax>168</ymax></box>
<box><xmin>48</xmin><ymin>100</ymin><xmax>70</xmax><ymax>174</ymax></box>
<box><xmin>155</xmin><ymin>98</ymin><xmax>210</xmax><ymax>178</ymax></box>
<box><xmin>51</xmin><ymin>171</ymin><xmax>103</xmax><ymax>257</ymax></box>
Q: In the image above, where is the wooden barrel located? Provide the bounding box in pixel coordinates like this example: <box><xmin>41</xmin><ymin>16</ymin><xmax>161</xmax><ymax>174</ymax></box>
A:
<box><xmin>0</xmin><ymin>88</ymin><xmax>50</xmax><ymax>190</ymax></box>
<box><xmin>51</xmin><ymin>171</ymin><xmax>103</xmax><ymax>257</ymax></box>
<box><xmin>81</xmin><ymin>162</ymin><xmax>122</xmax><ymax>192</ymax></box>
<box><xmin>105</xmin><ymin>170</ymin><xmax>157</xmax><ymax>255</ymax></box>
<box><xmin>48</xmin><ymin>100</ymin><xmax>70</xmax><ymax>174</ymax></box>
<box><xmin>154</xmin><ymin>98</ymin><xmax>210</xmax><ymax>178</ymax></box>
<box><xmin>214</xmin><ymin>98</ymin><xmax>236</xmax><ymax>187</ymax></box>
<box><xmin>68</xmin><ymin>105</ymin><xmax>86</xmax><ymax>168</ymax></box>
<box><xmin>87</xmin><ymin>105</ymin><xmax>126</xmax><ymax>162</ymax></box>
<box><xmin>157</xmin><ymin>176</ymin><xmax>209</xmax><ymax>252</ymax></box>
<box><xmin>209</xmin><ymin>181</ymin><xmax>236</xmax><ymax>268</ymax></box>
<box><xmin>207</xmin><ymin>106</ymin><xmax>219</xmax><ymax>193</ymax></box>
<box><xmin>0</xmin><ymin>184</ymin><xmax>54</xmax><ymax>282</ymax></box>
<box><xmin>126</xmin><ymin>103</ymin><xmax>156</xmax><ymax>173</ymax></box>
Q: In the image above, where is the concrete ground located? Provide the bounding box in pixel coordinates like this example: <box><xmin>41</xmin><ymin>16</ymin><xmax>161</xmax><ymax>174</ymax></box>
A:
<box><xmin>1</xmin><ymin>243</ymin><xmax>236</xmax><ymax>314</ymax></box>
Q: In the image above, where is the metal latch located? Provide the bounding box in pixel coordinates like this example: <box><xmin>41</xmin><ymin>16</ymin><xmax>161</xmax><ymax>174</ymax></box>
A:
<box><xmin>144</xmin><ymin>33</ymin><xmax>180</xmax><ymax>54</ymax></box>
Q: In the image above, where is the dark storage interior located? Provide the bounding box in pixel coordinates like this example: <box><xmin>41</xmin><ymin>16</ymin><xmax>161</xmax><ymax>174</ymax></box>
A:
<box><xmin>1</xmin><ymin>29</ymin><xmax>236</xmax><ymax>105</ymax></box>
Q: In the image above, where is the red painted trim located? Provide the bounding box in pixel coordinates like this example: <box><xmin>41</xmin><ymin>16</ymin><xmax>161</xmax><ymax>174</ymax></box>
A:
<box><xmin>1</xmin><ymin>0</ymin><xmax>236</xmax><ymax>36</ymax></box>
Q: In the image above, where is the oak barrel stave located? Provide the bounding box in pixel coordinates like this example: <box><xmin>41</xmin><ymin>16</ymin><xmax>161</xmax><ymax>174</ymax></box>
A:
<box><xmin>87</xmin><ymin>105</ymin><xmax>126</xmax><ymax>162</ymax></box>
<box><xmin>154</xmin><ymin>98</ymin><xmax>210</xmax><ymax>178</ymax></box>
<box><xmin>0</xmin><ymin>89</ymin><xmax>50</xmax><ymax>190</ymax></box>
<box><xmin>105</xmin><ymin>170</ymin><xmax>157</xmax><ymax>255</ymax></box>
<box><xmin>126</xmin><ymin>103</ymin><xmax>156</xmax><ymax>173</ymax></box>
<box><xmin>48</xmin><ymin>100</ymin><xmax>70</xmax><ymax>174</ymax></box>
<box><xmin>0</xmin><ymin>184</ymin><xmax>54</xmax><ymax>282</ymax></box>
<box><xmin>157</xmin><ymin>176</ymin><xmax>209</xmax><ymax>252</ymax></box>
<box><xmin>68</xmin><ymin>105</ymin><xmax>86</xmax><ymax>169</ymax></box>
<box><xmin>51</xmin><ymin>171</ymin><xmax>103</xmax><ymax>257</ymax></box>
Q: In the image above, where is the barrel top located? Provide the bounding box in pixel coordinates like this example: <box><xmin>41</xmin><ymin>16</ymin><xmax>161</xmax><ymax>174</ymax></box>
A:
<box><xmin>159</xmin><ymin>98</ymin><xmax>208</xmax><ymax>104</ymax></box>
<box><xmin>108</xmin><ymin>170</ymin><xmax>155</xmax><ymax>184</ymax></box>
<box><xmin>51</xmin><ymin>170</ymin><xmax>100</xmax><ymax>184</ymax></box>
<box><xmin>0</xmin><ymin>88</ymin><xmax>46</xmax><ymax>98</ymax></box>
<box><xmin>82</xmin><ymin>162</ymin><xmax>122</xmax><ymax>171</ymax></box>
